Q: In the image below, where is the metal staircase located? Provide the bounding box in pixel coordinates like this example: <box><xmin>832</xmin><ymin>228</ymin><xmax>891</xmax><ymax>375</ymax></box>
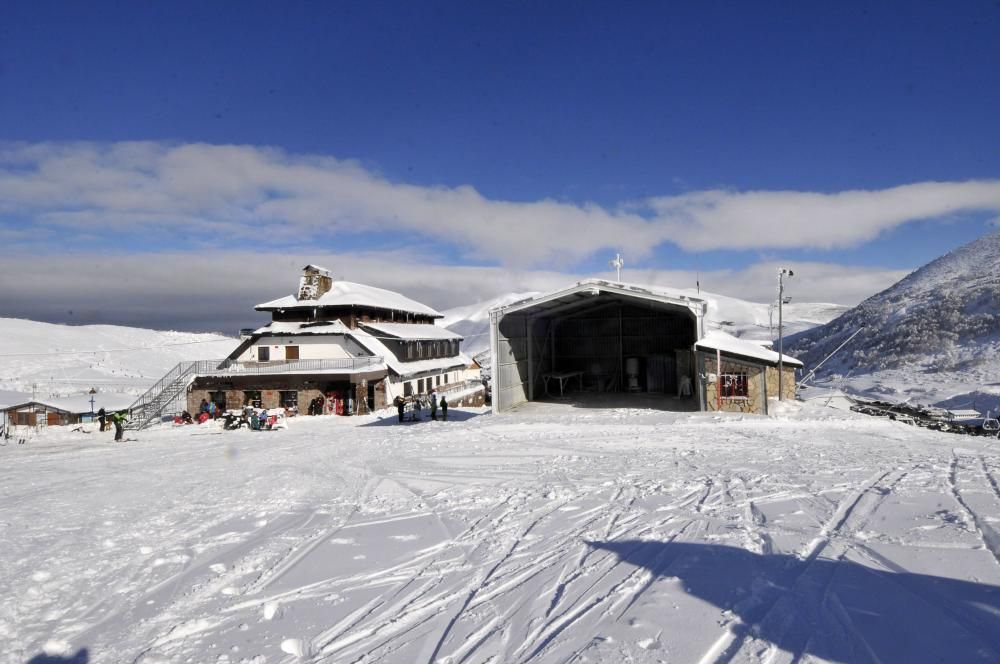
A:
<box><xmin>124</xmin><ymin>360</ymin><xmax>227</xmax><ymax>431</ymax></box>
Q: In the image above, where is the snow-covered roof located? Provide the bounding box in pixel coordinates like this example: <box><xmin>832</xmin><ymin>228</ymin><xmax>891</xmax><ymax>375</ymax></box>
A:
<box><xmin>253</xmin><ymin>320</ymin><xmax>352</xmax><ymax>336</ymax></box>
<box><xmin>695</xmin><ymin>330</ymin><xmax>803</xmax><ymax>367</ymax></box>
<box><xmin>350</xmin><ymin>329</ymin><xmax>471</xmax><ymax>379</ymax></box>
<box><xmin>256</xmin><ymin>281</ymin><xmax>442</xmax><ymax>318</ymax></box>
<box><xmin>494</xmin><ymin>279</ymin><xmax>708</xmax><ymax>318</ymax></box>
<box><xmin>360</xmin><ymin>322</ymin><xmax>462</xmax><ymax>341</ymax></box>
<box><xmin>1</xmin><ymin>392</ymin><xmax>135</xmax><ymax>414</ymax></box>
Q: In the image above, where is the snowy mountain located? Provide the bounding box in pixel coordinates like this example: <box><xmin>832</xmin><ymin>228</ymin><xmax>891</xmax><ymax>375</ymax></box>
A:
<box><xmin>0</xmin><ymin>318</ymin><xmax>237</xmax><ymax>403</ymax></box>
<box><xmin>439</xmin><ymin>291</ymin><xmax>541</xmax><ymax>355</ymax></box>
<box><xmin>787</xmin><ymin>228</ymin><xmax>1000</xmax><ymax>411</ymax></box>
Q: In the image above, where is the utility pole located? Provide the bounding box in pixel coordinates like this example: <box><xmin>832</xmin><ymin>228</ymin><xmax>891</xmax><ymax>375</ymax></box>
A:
<box><xmin>778</xmin><ymin>268</ymin><xmax>794</xmax><ymax>401</ymax></box>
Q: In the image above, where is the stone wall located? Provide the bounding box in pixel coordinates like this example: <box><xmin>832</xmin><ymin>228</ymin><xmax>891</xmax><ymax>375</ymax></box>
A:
<box><xmin>698</xmin><ymin>353</ymin><xmax>766</xmax><ymax>414</ymax></box>
<box><xmin>764</xmin><ymin>365</ymin><xmax>797</xmax><ymax>402</ymax></box>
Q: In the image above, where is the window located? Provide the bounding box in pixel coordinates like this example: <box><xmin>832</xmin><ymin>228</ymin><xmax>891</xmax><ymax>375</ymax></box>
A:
<box><xmin>720</xmin><ymin>372</ymin><xmax>749</xmax><ymax>398</ymax></box>
<box><xmin>404</xmin><ymin>382</ymin><xmax>413</xmax><ymax>396</ymax></box>
<box><xmin>258</xmin><ymin>346</ymin><xmax>270</xmax><ymax>362</ymax></box>
<box><xmin>406</xmin><ymin>342</ymin><xmax>414</xmax><ymax>360</ymax></box>
<box><xmin>416</xmin><ymin>342</ymin><xmax>424</xmax><ymax>359</ymax></box>
<box><xmin>244</xmin><ymin>390</ymin><xmax>262</xmax><ymax>407</ymax></box>
<box><xmin>285</xmin><ymin>345</ymin><xmax>299</xmax><ymax>360</ymax></box>
<box><xmin>280</xmin><ymin>390</ymin><xmax>298</xmax><ymax>409</ymax></box>
<box><xmin>418</xmin><ymin>378</ymin><xmax>425</xmax><ymax>393</ymax></box>
<box><xmin>436</xmin><ymin>375</ymin><xmax>441</xmax><ymax>386</ymax></box>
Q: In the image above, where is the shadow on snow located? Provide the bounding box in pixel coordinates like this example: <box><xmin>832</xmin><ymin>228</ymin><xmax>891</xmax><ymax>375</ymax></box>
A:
<box><xmin>360</xmin><ymin>408</ymin><xmax>488</xmax><ymax>427</ymax></box>
<box><xmin>586</xmin><ymin>540</ymin><xmax>1000</xmax><ymax>664</ymax></box>
<box><xmin>26</xmin><ymin>649</ymin><xmax>89</xmax><ymax>664</ymax></box>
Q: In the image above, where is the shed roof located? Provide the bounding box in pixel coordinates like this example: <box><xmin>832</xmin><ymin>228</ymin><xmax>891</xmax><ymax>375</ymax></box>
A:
<box><xmin>349</xmin><ymin>329</ymin><xmax>470</xmax><ymax>379</ymax></box>
<box><xmin>695</xmin><ymin>330</ymin><xmax>803</xmax><ymax>367</ymax></box>
<box><xmin>360</xmin><ymin>322</ymin><xmax>462</xmax><ymax>341</ymax></box>
<box><xmin>493</xmin><ymin>279</ymin><xmax>708</xmax><ymax>319</ymax></box>
<box><xmin>256</xmin><ymin>281</ymin><xmax>442</xmax><ymax>318</ymax></box>
<box><xmin>253</xmin><ymin>320</ymin><xmax>352</xmax><ymax>336</ymax></box>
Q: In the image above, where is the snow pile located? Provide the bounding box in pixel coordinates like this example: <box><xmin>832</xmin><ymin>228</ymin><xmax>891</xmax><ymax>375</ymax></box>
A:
<box><xmin>4</xmin><ymin>402</ymin><xmax>999</xmax><ymax>662</ymax></box>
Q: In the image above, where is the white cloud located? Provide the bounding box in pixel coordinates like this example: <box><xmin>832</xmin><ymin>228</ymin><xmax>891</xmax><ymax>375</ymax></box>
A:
<box><xmin>0</xmin><ymin>251</ymin><xmax>906</xmax><ymax>332</ymax></box>
<box><xmin>2</xmin><ymin>141</ymin><xmax>999</xmax><ymax>265</ymax></box>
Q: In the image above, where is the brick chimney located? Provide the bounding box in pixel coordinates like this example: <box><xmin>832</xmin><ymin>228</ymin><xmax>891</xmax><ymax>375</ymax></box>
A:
<box><xmin>297</xmin><ymin>264</ymin><xmax>333</xmax><ymax>301</ymax></box>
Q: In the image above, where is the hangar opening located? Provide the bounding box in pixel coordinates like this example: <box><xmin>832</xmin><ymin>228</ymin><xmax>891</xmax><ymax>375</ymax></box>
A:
<box><xmin>490</xmin><ymin>281</ymin><xmax>708</xmax><ymax>413</ymax></box>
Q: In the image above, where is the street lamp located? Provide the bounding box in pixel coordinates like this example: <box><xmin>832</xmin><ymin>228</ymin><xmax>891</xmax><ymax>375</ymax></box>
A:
<box><xmin>89</xmin><ymin>388</ymin><xmax>97</xmax><ymax>419</ymax></box>
<box><xmin>778</xmin><ymin>269</ymin><xmax>794</xmax><ymax>401</ymax></box>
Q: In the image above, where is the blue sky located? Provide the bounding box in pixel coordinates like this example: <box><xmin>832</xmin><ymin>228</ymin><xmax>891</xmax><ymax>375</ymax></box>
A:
<box><xmin>1</xmin><ymin>1</ymin><xmax>999</xmax><ymax>330</ymax></box>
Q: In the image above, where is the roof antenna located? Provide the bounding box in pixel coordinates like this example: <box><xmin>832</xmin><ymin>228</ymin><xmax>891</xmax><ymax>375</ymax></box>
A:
<box><xmin>609</xmin><ymin>252</ymin><xmax>624</xmax><ymax>282</ymax></box>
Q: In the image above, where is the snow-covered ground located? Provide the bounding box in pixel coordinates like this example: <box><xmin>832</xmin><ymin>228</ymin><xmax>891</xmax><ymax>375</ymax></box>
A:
<box><xmin>0</xmin><ymin>318</ymin><xmax>237</xmax><ymax>406</ymax></box>
<box><xmin>5</xmin><ymin>401</ymin><xmax>1000</xmax><ymax>663</ymax></box>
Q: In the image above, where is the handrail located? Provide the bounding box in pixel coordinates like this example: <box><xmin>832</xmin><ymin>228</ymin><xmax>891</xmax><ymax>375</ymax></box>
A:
<box><xmin>206</xmin><ymin>357</ymin><xmax>383</xmax><ymax>375</ymax></box>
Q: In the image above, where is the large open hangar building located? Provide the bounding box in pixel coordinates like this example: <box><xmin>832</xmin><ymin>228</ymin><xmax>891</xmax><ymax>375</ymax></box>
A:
<box><xmin>488</xmin><ymin>280</ymin><xmax>800</xmax><ymax>415</ymax></box>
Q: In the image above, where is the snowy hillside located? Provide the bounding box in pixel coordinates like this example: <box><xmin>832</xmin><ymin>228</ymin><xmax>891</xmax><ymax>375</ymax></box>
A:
<box><xmin>443</xmin><ymin>287</ymin><xmax>847</xmax><ymax>355</ymax></box>
<box><xmin>4</xmin><ymin>402</ymin><xmax>999</xmax><ymax>663</ymax></box>
<box><xmin>0</xmin><ymin>318</ymin><xmax>237</xmax><ymax>403</ymax></box>
<box><xmin>787</xmin><ymin>229</ymin><xmax>1000</xmax><ymax>411</ymax></box>
<box><xmin>439</xmin><ymin>291</ymin><xmax>540</xmax><ymax>354</ymax></box>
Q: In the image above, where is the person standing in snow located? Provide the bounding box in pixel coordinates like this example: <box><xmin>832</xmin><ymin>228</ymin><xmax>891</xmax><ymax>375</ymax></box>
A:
<box><xmin>395</xmin><ymin>396</ymin><xmax>405</xmax><ymax>423</ymax></box>
<box><xmin>97</xmin><ymin>407</ymin><xmax>107</xmax><ymax>432</ymax></box>
<box><xmin>413</xmin><ymin>397</ymin><xmax>422</xmax><ymax>420</ymax></box>
<box><xmin>112</xmin><ymin>410</ymin><xmax>127</xmax><ymax>442</ymax></box>
<box><xmin>429</xmin><ymin>389</ymin><xmax>438</xmax><ymax>421</ymax></box>
<box><xmin>440</xmin><ymin>396</ymin><xmax>448</xmax><ymax>421</ymax></box>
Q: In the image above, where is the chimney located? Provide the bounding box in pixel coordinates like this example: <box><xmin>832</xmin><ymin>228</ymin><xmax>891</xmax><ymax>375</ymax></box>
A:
<box><xmin>298</xmin><ymin>264</ymin><xmax>333</xmax><ymax>301</ymax></box>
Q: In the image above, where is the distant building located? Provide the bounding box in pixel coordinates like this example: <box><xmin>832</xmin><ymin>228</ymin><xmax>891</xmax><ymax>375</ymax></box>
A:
<box><xmin>489</xmin><ymin>280</ymin><xmax>801</xmax><ymax>416</ymax></box>
<box><xmin>184</xmin><ymin>265</ymin><xmax>484</xmax><ymax>417</ymax></box>
<box><xmin>1</xmin><ymin>391</ymin><xmax>133</xmax><ymax>427</ymax></box>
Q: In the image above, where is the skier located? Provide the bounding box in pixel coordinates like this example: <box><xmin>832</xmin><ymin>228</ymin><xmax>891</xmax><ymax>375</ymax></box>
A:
<box><xmin>440</xmin><ymin>396</ymin><xmax>448</xmax><ymax>421</ymax></box>
<box><xmin>429</xmin><ymin>389</ymin><xmax>438</xmax><ymax>421</ymax></box>
<box><xmin>97</xmin><ymin>407</ymin><xmax>107</xmax><ymax>432</ymax></box>
<box><xmin>395</xmin><ymin>396</ymin><xmax>405</xmax><ymax>423</ymax></box>
<box><xmin>112</xmin><ymin>410</ymin><xmax>127</xmax><ymax>442</ymax></box>
<box><xmin>413</xmin><ymin>397</ymin><xmax>422</xmax><ymax>420</ymax></box>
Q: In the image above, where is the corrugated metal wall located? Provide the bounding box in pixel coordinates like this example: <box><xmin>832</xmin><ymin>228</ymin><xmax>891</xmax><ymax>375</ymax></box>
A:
<box><xmin>495</xmin><ymin>313</ymin><xmax>529</xmax><ymax>411</ymax></box>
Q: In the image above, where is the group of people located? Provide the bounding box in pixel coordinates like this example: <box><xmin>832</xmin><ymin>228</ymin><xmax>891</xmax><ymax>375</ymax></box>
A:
<box><xmin>395</xmin><ymin>390</ymin><xmax>449</xmax><ymax>423</ymax></box>
<box><xmin>198</xmin><ymin>399</ymin><xmax>223</xmax><ymax>422</ymax></box>
<box><xmin>96</xmin><ymin>407</ymin><xmax>130</xmax><ymax>442</ymax></box>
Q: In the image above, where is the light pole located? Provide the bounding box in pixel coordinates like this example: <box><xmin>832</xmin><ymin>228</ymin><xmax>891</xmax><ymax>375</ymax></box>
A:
<box><xmin>89</xmin><ymin>388</ymin><xmax>97</xmax><ymax>418</ymax></box>
<box><xmin>778</xmin><ymin>268</ymin><xmax>794</xmax><ymax>401</ymax></box>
